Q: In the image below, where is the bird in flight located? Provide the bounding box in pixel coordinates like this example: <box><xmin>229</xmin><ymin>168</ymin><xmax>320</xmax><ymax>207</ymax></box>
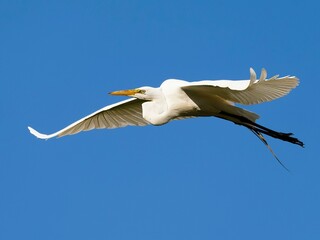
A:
<box><xmin>28</xmin><ymin>68</ymin><xmax>303</xmax><ymax>169</ymax></box>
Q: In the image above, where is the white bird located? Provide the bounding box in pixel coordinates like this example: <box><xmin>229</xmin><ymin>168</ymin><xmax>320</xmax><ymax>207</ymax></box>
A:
<box><xmin>28</xmin><ymin>68</ymin><xmax>303</xmax><ymax>169</ymax></box>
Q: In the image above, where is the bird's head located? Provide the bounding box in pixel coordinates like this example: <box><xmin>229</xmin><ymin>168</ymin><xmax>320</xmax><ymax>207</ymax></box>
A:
<box><xmin>109</xmin><ymin>87</ymin><xmax>157</xmax><ymax>100</ymax></box>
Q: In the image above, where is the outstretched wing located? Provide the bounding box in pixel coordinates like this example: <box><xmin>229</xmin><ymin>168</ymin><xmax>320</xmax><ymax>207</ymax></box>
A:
<box><xmin>28</xmin><ymin>98</ymin><xmax>149</xmax><ymax>139</ymax></box>
<box><xmin>182</xmin><ymin>68</ymin><xmax>299</xmax><ymax>105</ymax></box>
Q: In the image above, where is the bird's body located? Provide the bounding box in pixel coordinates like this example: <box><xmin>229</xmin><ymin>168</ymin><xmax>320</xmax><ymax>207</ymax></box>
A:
<box><xmin>28</xmin><ymin>68</ymin><xmax>304</xmax><ymax>169</ymax></box>
<box><xmin>140</xmin><ymin>80</ymin><xmax>199</xmax><ymax>125</ymax></box>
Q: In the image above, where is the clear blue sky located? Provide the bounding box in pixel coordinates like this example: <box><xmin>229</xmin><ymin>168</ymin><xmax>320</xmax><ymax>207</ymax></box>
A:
<box><xmin>1</xmin><ymin>0</ymin><xmax>319</xmax><ymax>239</ymax></box>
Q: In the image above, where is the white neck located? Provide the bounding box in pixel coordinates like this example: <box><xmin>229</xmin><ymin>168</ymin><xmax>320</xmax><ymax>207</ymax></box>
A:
<box><xmin>141</xmin><ymin>91</ymin><xmax>171</xmax><ymax>125</ymax></box>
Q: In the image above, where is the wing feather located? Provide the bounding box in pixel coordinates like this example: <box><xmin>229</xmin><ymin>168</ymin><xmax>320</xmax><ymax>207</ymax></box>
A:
<box><xmin>182</xmin><ymin>68</ymin><xmax>299</xmax><ymax>105</ymax></box>
<box><xmin>28</xmin><ymin>98</ymin><xmax>150</xmax><ymax>139</ymax></box>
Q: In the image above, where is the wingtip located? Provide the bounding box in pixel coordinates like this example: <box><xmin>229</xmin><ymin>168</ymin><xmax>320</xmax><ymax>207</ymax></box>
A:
<box><xmin>260</xmin><ymin>68</ymin><xmax>267</xmax><ymax>81</ymax></box>
<box><xmin>249</xmin><ymin>67</ymin><xmax>257</xmax><ymax>86</ymax></box>
<box><xmin>28</xmin><ymin>126</ymin><xmax>50</xmax><ymax>139</ymax></box>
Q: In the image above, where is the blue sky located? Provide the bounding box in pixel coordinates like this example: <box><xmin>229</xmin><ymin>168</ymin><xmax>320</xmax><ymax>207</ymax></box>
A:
<box><xmin>1</xmin><ymin>0</ymin><xmax>319</xmax><ymax>239</ymax></box>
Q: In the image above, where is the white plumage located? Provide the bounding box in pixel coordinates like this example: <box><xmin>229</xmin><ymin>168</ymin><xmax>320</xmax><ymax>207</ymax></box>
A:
<box><xmin>28</xmin><ymin>68</ymin><xmax>303</xmax><ymax>168</ymax></box>
<box><xmin>28</xmin><ymin>98</ymin><xmax>149</xmax><ymax>139</ymax></box>
<box><xmin>28</xmin><ymin>68</ymin><xmax>298</xmax><ymax>138</ymax></box>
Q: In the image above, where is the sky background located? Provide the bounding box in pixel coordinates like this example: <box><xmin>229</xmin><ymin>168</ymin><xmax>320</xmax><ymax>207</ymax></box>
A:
<box><xmin>1</xmin><ymin>0</ymin><xmax>320</xmax><ymax>239</ymax></box>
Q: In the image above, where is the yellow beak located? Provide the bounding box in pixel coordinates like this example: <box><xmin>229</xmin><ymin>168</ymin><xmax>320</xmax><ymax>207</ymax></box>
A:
<box><xmin>109</xmin><ymin>89</ymin><xmax>139</xmax><ymax>96</ymax></box>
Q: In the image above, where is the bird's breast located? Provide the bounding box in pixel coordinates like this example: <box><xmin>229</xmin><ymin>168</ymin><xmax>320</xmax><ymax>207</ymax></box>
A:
<box><xmin>141</xmin><ymin>101</ymin><xmax>171</xmax><ymax>125</ymax></box>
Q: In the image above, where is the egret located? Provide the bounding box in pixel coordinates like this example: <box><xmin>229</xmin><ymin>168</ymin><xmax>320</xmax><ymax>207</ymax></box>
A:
<box><xmin>28</xmin><ymin>68</ymin><xmax>303</xmax><ymax>169</ymax></box>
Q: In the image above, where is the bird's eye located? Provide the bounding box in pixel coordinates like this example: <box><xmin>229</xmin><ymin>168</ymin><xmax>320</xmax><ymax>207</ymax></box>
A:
<box><xmin>136</xmin><ymin>89</ymin><xmax>146</xmax><ymax>94</ymax></box>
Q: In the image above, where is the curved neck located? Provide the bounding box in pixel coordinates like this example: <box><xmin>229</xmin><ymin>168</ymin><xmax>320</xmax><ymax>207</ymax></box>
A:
<box><xmin>141</xmin><ymin>97</ymin><xmax>170</xmax><ymax>125</ymax></box>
